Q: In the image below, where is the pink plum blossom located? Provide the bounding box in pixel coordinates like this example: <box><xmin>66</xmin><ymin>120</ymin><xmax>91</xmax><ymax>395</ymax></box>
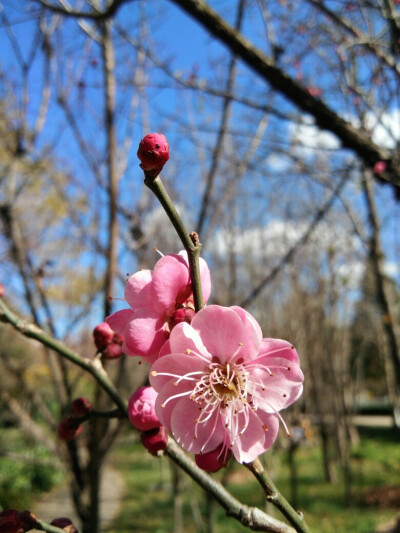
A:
<box><xmin>106</xmin><ymin>252</ymin><xmax>211</xmax><ymax>364</ymax></box>
<box><xmin>128</xmin><ymin>386</ymin><xmax>161</xmax><ymax>431</ymax></box>
<box><xmin>150</xmin><ymin>305</ymin><xmax>303</xmax><ymax>464</ymax></box>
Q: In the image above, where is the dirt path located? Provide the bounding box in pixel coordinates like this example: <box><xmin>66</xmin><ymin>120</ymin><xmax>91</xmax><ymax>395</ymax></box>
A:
<box><xmin>32</xmin><ymin>466</ymin><xmax>124</xmax><ymax>532</ymax></box>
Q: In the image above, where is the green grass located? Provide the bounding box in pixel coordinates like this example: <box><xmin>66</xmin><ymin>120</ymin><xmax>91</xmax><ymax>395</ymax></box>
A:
<box><xmin>0</xmin><ymin>428</ymin><xmax>64</xmax><ymax>510</ymax></box>
<box><xmin>107</xmin><ymin>427</ymin><xmax>400</xmax><ymax>533</ymax></box>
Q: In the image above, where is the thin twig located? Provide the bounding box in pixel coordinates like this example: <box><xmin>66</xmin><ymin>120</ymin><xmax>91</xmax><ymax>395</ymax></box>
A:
<box><xmin>143</xmin><ymin>173</ymin><xmax>204</xmax><ymax>311</ymax></box>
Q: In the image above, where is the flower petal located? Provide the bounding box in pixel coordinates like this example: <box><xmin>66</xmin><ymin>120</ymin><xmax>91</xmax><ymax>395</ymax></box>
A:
<box><xmin>106</xmin><ymin>309</ymin><xmax>134</xmax><ymax>335</ymax></box>
<box><xmin>229</xmin><ymin>408</ymin><xmax>269</xmax><ymax>463</ymax></box>
<box><xmin>168</xmin><ymin>322</ymin><xmax>212</xmax><ymax>361</ymax></box>
<box><xmin>248</xmin><ymin>356</ymin><xmax>304</xmax><ymax>412</ymax></box>
<box><xmin>124</xmin><ymin>269</ymin><xmax>155</xmax><ymax>310</ymax></box>
<box><xmin>170</xmin><ymin>400</ymin><xmax>225</xmax><ymax>454</ymax></box>
<box><xmin>150</xmin><ymin>352</ymin><xmax>206</xmax><ymax>392</ymax></box>
<box><xmin>258</xmin><ymin>338</ymin><xmax>300</xmax><ymax>364</ymax></box>
<box><xmin>152</xmin><ymin>254</ymin><xmax>190</xmax><ymax>310</ymax></box>
<box><xmin>230</xmin><ymin>306</ymin><xmax>262</xmax><ymax>361</ymax></box>
<box><xmin>191</xmin><ymin>305</ymin><xmax>253</xmax><ymax>363</ymax></box>
<box><xmin>124</xmin><ymin>309</ymin><xmax>167</xmax><ymax>363</ymax></box>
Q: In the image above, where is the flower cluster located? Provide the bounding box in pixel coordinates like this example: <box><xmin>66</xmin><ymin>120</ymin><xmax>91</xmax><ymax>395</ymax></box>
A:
<box><xmin>107</xmin><ymin>248</ymin><xmax>304</xmax><ymax>466</ymax></box>
<box><xmin>106</xmin><ymin>251</ymin><xmax>211</xmax><ymax>364</ymax></box>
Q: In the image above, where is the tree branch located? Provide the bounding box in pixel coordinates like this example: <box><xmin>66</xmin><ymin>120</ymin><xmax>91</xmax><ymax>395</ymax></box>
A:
<box><xmin>0</xmin><ymin>298</ymin><xmax>127</xmax><ymax>414</ymax></box>
<box><xmin>164</xmin><ymin>439</ymin><xmax>296</xmax><ymax>533</ymax></box>
<box><xmin>168</xmin><ymin>0</ymin><xmax>400</xmax><ymax>188</ymax></box>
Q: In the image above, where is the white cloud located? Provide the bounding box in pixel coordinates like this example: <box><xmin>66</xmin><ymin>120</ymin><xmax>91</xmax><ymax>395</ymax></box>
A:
<box><xmin>212</xmin><ymin>218</ymin><xmax>359</xmax><ymax>260</ymax></box>
<box><xmin>288</xmin><ymin>116</ymin><xmax>340</xmax><ymax>158</ymax></box>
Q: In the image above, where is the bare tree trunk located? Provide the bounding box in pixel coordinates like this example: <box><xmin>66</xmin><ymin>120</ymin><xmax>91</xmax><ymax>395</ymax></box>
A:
<box><xmin>362</xmin><ymin>169</ymin><xmax>400</xmax><ymax>412</ymax></box>
<box><xmin>102</xmin><ymin>19</ymin><xmax>119</xmax><ymax>319</ymax></box>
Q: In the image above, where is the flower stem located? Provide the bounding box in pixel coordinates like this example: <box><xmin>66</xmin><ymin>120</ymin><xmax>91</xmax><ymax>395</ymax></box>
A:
<box><xmin>0</xmin><ymin>298</ymin><xmax>128</xmax><ymax>415</ymax></box>
<box><xmin>245</xmin><ymin>459</ymin><xmax>311</xmax><ymax>533</ymax></box>
<box><xmin>144</xmin><ymin>173</ymin><xmax>204</xmax><ymax>311</ymax></box>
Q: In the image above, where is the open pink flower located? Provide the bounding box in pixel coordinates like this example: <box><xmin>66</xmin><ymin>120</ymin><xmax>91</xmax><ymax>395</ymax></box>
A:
<box><xmin>150</xmin><ymin>305</ymin><xmax>303</xmax><ymax>464</ymax></box>
<box><xmin>106</xmin><ymin>252</ymin><xmax>211</xmax><ymax>364</ymax></box>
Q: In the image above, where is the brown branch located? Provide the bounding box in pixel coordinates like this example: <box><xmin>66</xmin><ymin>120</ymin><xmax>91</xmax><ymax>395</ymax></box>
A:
<box><xmin>240</xmin><ymin>174</ymin><xmax>348</xmax><ymax>308</ymax></box>
<box><xmin>164</xmin><ymin>440</ymin><xmax>296</xmax><ymax>533</ymax></box>
<box><xmin>168</xmin><ymin>0</ymin><xmax>400</xmax><ymax>188</ymax></box>
<box><xmin>32</xmin><ymin>0</ymin><xmax>130</xmax><ymax>20</ymax></box>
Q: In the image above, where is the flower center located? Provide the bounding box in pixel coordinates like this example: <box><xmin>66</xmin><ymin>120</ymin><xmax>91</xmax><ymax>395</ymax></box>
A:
<box><xmin>190</xmin><ymin>361</ymin><xmax>248</xmax><ymax>409</ymax></box>
<box><xmin>208</xmin><ymin>363</ymin><xmax>246</xmax><ymax>404</ymax></box>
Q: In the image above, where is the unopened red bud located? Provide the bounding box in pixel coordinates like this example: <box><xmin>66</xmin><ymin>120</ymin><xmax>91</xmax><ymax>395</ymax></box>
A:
<box><xmin>195</xmin><ymin>444</ymin><xmax>232</xmax><ymax>473</ymax></box>
<box><xmin>171</xmin><ymin>307</ymin><xmax>196</xmax><ymax>327</ymax></box>
<box><xmin>102</xmin><ymin>342</ymin><xmax>123</xmax><ymax>359</ymax></box>
<box><xmin>57</xmin><ymin>416</ymin><xmax>82</xmax><ymax>442</ymax></box>
<box><xmin>50</xmin><ymin>517</ymin><xmax>78</xmax><ymax>533</ymax></box>
<box><xmin>140</xmin><ymin>426</ymin><xmax>168</xmax><ymax>455</ymax></box>
<box><xmin>93</xmin><ymin>322</ymin><xmax>114</xmax><ymax>351</ymax></box>
<box><xmin>0</xmin><ymin>510</ymin><xmax>23</xmax><ymax>533</ymax></box>
<box><xmin>0</xmin><ymin>284</ymin><xmax>5</xmax><ymax>297</ymax></box>
<box><xmin>71</xmin><ymin>397</ymin><xmax>93</xmax><ymax>417</ymax></box>
<box><xmin>373</xmin><ymin>160</ymin><xmax>387</xmax><ymax>174</ymax></box>
<box><xmin>128</xmin><ymin>386</ymin><xmax>161</xmax><ymax>431</ymax></box>
<box><xmin>137</xmin><ymin>133</ymin><xmax>169</xmax><ymax>176</ymax></box>
<box><xmin>112</xmin><ymin>332</ymin><xmax>124</xmax><ymax>345</ymax></box>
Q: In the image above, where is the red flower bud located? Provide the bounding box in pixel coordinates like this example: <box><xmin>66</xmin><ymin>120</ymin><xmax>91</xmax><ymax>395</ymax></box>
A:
<box><xmin>140</xmin><ymin>426</ymin><xmax>168</xmax><ymax>455</ymax></box>
<box><xmin>57</xmin><ymin>416</ymin><xmax>82</xmax><ymax>442</ymax></box>
<box><xmin>373</xmin><ymin>160</ymin><xmax>387</xmax><ymax>174</ymax></box>
<box><xmin>102</xmin><ymin>342</ymin><xmax>123</xmax><ymax>359</ymax></box>
<box><xmin>0</xmin><ymin>284</ymin><xmax>5</xmax><ymax>298</ymax></box>
<box><xmin>112</xmin><ymin>332</ymin><xmax>124</xmax><ymax>345</ymax></box>
<box><xmin>0</xmin><ymin>510</ymin><xmax>23</xmax><ymax>533</ymax></box>
<box><xmin>195</xmin><ymin>444</ymin><xmax>232</xmax><ymax>473</ymax></box>
<box><xmin>0</xmin><ymin>510</ymin><xmax>38</xmax><ymax>533</ymax></box>
<box><xmin>170</xmin><ymin>307</ymin><xmax>196</xmax><ymax>328</ymax></box>
<box><xmin>71</xmin><ymin>397</ymin><xmax>93</xmax><ymax>417</ymax></box>
<box><xmin>50</xmin><ymin>517</ymin><xmax>79</xmax><ymax>533</ymax></box>
<box><xmin>137</xmin><ymin>133</ymin><xmax>169</xmax><ymax>177</ymax></box>
<box><xmin>128</xmin><ymin>386</ymin><xmax>161</xmax><ymax>431</ymax></box>
<box><xmin>93</xmin><ymin>322</ymin><xmax>114</xmax><ymax>351</ymax></box>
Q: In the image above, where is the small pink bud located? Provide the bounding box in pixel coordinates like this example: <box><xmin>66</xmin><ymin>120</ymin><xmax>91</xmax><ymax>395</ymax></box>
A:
<box><xmin>128</xmin><ymin>386</ymin><xmax>161</xmax><ymax>431</ymax></box>
<box><xmin>50</xmin><ymin>518</ymin><xmax>78</xmax><ymax>533</ymax></box>
<box><xmin>57</xmin><ymin>416</ymin><xmax>82</xmax><ymax>442</ymax></box>
<box><xmin>306</xmin><ymin>86</ymin><xmax>322</xmax><ymax>97</ymax></box>
<box><xmin>373</xmin><ymin>161</ymin><xmax>387</xmax><ymax>174</ymax></box>
<box><xmin>71</xmin><ymin>397</ymin><xmax>93</xmax><ymax>417</ymax></box>
<box><xmin>171</xmin><ymin>307</ymin><xmax>196</xmax><ymax>327</ymax></box>
<box><xmin>195</xmin><ymin>444</ymin><xmax>232</xmax><ymax>473</ymax></box>
<box><xmin>102</xmin><ymin>342</ymin><xmax>123</xmax><ymax>359</ymax></box>
<box><xmin>93</xmin><ymin>322</ymin><xmax>114</xmax><ymax>351</ymax></box>
<box><xmin>0</xmin><ymin>284</ymin><xmax>4</xmax><ymax>297</ymax></box>
<box><xmin>140</xmin><ymin>426</ymin><xmax>168</xmax><ymax>455</ymax></box>
<box><xmin>137</xmin><ymin>133</ymin><xmax>169</xmax><ymax>176</ymax></box>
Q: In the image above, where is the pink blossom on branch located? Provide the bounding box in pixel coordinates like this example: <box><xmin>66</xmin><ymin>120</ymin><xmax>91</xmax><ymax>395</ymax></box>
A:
<box><xmin>150</xmin><ymin>305</ymin><xmax>303</xmax><ymax>464</ymax></box>
<box><xmin>128</xmin><ymin>386</ymin><xmax>161</xmax><ymax>431</ymax></box>
<box><xmin>106</xmin><ymin>251</ymin><xmax>211</xmax><ymax>364</ymax></box>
